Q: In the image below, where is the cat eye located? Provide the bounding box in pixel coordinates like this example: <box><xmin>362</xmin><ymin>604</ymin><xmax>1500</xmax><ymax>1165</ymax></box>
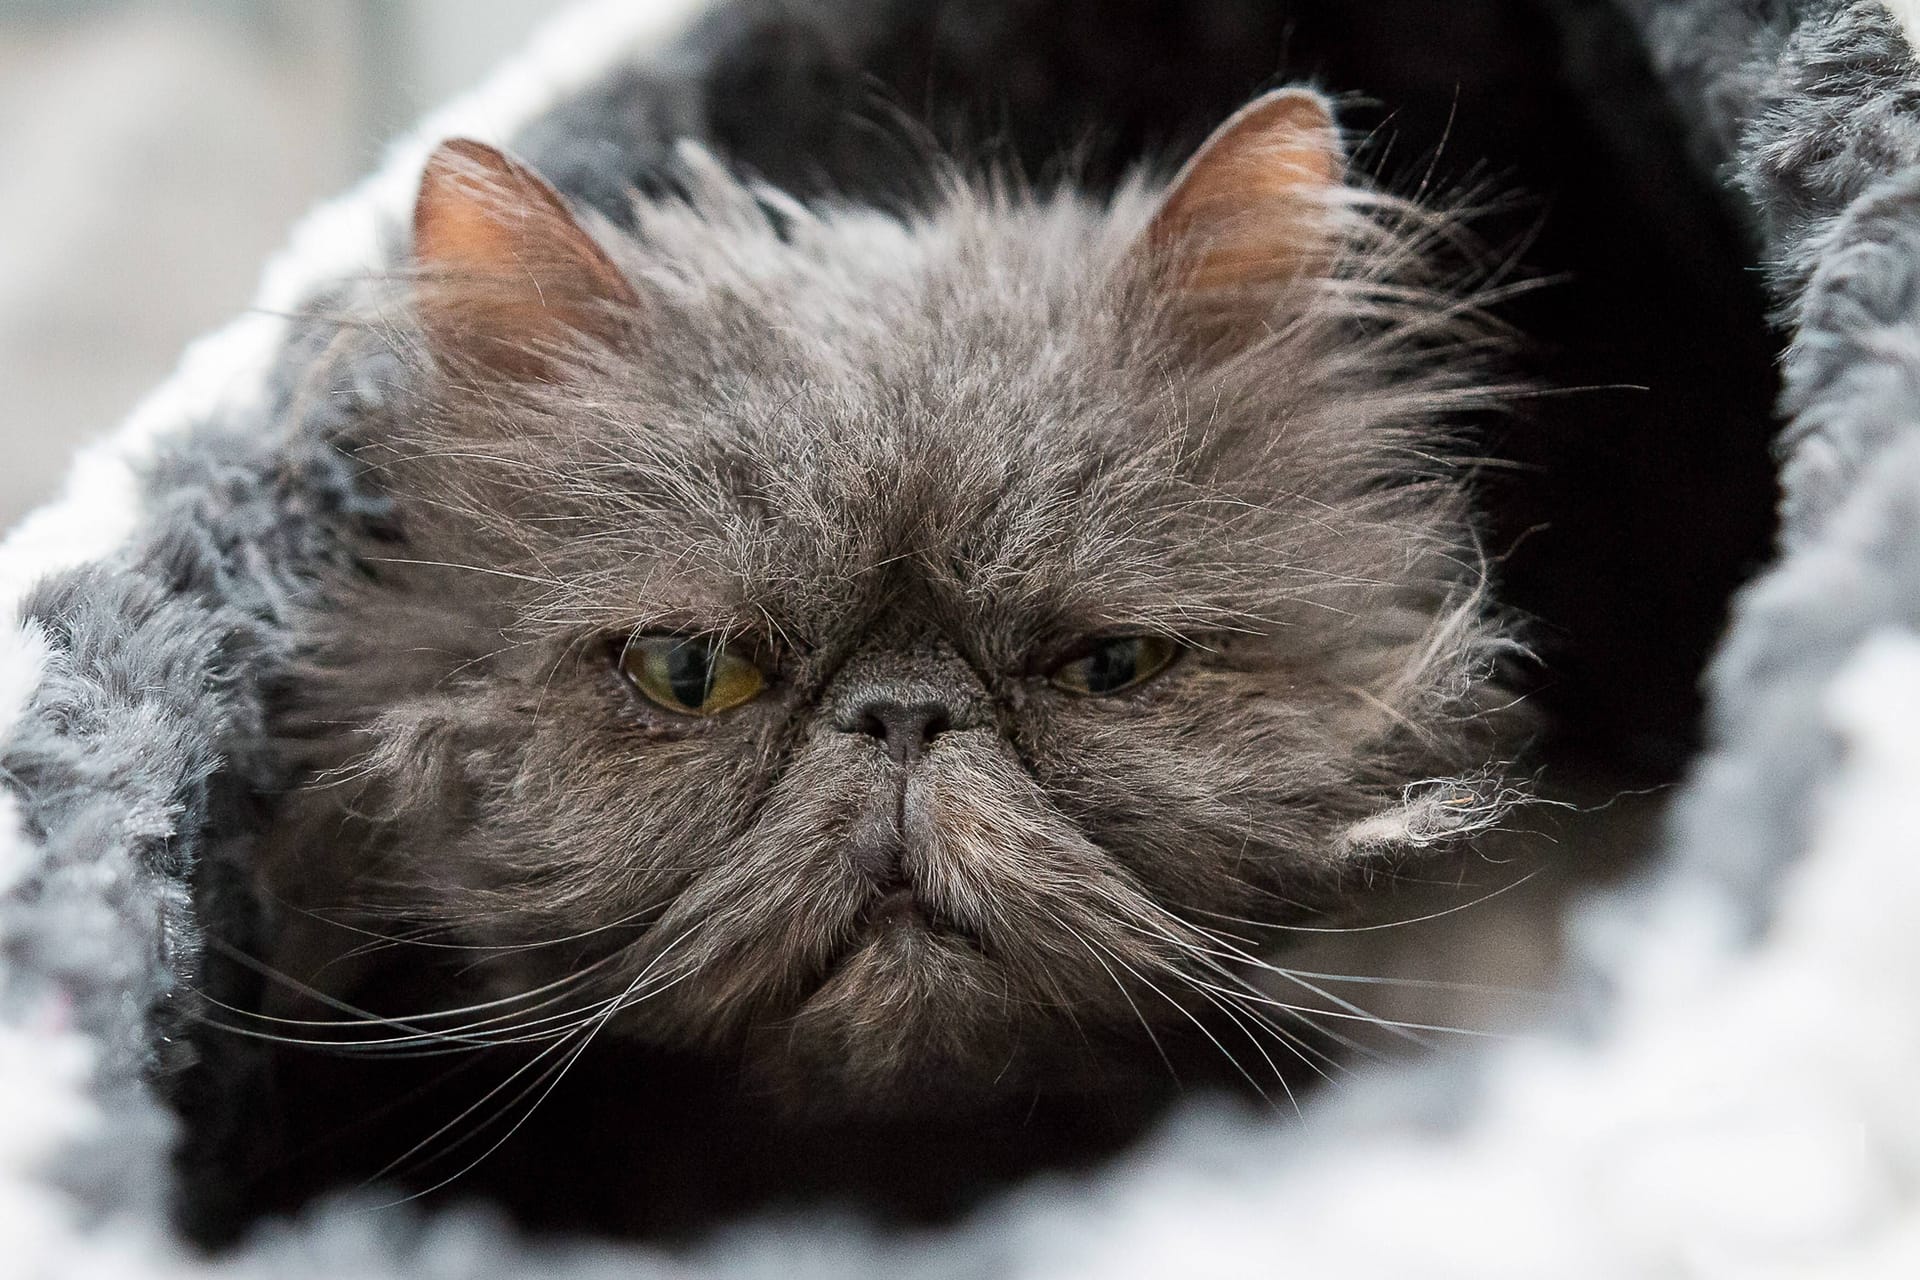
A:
<box><xmin>618</xmin><ymin>635</ymin><xmax>767</xmax><ymax>716</ymax></box>
<box><xmin>1050</xmin><ymin>635</ymin><xmax>1180</xmax><ymax>695</ymax></box>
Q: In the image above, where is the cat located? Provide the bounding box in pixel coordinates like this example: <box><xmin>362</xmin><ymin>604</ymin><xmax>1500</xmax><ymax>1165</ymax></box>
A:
<box><xmin>238</xmin><ymin>87</ymin><xmax>1520</xmax><ymax>1232</ymax></box>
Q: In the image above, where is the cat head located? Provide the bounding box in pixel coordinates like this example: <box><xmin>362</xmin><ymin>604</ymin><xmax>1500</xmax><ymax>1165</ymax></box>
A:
<box><xmin>287</xmin><ymin>90</ymin><xmax>1516</xmax><ymax>1110</ymax></box>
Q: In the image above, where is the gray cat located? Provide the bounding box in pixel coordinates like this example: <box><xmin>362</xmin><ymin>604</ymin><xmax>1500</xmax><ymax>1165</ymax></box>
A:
<box><xmin>248</xmin><ymin>88</ymin><xmax>1518</xmax><ymax>1227</ymax></box>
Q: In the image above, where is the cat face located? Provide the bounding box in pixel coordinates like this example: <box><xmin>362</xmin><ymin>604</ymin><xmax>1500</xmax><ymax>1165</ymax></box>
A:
<box><xmin>280</xmin><ymin>92</ymin><xmax>1512</xmax><ymax>1109</ymax></box>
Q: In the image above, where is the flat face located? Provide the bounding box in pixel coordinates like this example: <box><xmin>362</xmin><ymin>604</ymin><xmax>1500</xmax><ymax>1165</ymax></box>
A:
<box><xmin>270</xmin><ymin>139</ymin><xmax>1507</xmax><ymax>1112</ymax></box>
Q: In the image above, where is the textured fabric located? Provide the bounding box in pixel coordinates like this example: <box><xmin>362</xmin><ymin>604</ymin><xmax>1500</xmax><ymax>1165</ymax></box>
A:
<box><xmin>2</xmin><ymin>1</ymin><xmax>1918</xmax><ymax>1275</ymax></box>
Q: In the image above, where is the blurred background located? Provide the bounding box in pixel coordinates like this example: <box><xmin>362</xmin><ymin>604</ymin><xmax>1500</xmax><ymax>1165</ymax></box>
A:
<box><xmin>0</xmin><ymin>0</ymin><xmax>576</xmax><ymax>528</ymax></box>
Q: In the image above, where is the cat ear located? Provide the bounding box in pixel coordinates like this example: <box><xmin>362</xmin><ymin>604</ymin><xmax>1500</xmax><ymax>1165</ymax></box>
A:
<box><xmin>411</xmin><ymin>138</ymin><xmax>639</xmax><ymax>380</ymax></box>
<box><xmin>1139</xmin><ymin>88</ymin><xmax>1346</xmax><ymax>330</ymax></box>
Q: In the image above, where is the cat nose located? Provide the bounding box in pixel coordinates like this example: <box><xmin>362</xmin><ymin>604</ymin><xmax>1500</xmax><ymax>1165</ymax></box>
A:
<box><xmin>848</xmin><ymin>699</ymin><xmax>953</xmax><ymax>765</ymax></box>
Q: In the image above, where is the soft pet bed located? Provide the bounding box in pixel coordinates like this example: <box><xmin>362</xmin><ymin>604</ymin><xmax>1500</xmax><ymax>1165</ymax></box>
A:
<box><xmin>4</xmin><ymin>0</ymin><xmax>1919</xmax><ymax>1274</ymax></box>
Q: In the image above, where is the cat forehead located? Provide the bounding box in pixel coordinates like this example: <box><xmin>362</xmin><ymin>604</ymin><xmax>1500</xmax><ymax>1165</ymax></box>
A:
<box><xmin>540</xmin><ymin>340</ymin><xmax>1201</xmax><ymax>633</ymax></box>
<box><xmin>577</xmin><ymin>189</ymin><xmax>1194</xmax><ymax>550</ymax></box>
<box><xmin>616</xmin><ymin>188</ymin><xmax>1155</xmax><ymax>392</ymax></box>
<box><xmin>406</xmin><ymin>169</ymin><xmax>1431</xmax><ymax>641</ymax></box>
<box><xmin>464</xmin><ymin>328</ymin><xmax>1354</xmax><ymax>652</ymax></box>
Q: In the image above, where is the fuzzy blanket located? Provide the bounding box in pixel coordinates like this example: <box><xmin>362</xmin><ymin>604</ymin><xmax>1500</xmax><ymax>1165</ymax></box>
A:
<box><xmin>4</xmin><ymin>1</ymin><xmax>1920</xmax><ymax>1275</ymax></box>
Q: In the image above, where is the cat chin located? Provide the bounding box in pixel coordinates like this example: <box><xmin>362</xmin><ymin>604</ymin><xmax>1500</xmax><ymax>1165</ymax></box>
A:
<box><xmin>718</xmin><ymin>925</ymin><xmax>1037</xmax><ymax>1116</ymax></box>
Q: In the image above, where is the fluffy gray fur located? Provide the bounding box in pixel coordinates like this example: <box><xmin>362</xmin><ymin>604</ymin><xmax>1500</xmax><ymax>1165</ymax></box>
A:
<box><xmin>258</xmin><ymin>140</ymin><xmax>1514</xmax><ymax>1125</ymax></box>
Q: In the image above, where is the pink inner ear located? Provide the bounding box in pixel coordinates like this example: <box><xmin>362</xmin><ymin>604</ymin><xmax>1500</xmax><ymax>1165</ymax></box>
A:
<box><xmin>412</xmin><ymin>138</ymin><xmax>638</xmax><ymax>380</ymax></box>
<box><xmin>1145</xmin><ymin>89</ymin><xmax>1346</xmax><ymax>296</ymax></box>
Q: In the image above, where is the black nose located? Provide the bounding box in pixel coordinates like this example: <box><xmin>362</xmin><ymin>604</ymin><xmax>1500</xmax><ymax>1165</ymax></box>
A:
<box><xmin>849</xmin><ymin>699</ymin><xmax>953</xmax><ymax>765</ymax></box>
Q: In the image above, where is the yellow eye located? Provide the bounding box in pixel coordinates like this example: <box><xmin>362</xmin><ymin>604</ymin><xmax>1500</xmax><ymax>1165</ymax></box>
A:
<box><xmin>619</xmin><ymin>635</ymin><xmax>767</xmax><ymax>716</ymax></box>
<box><xmin>1050</xmin><ymin>635</ymin><xmax>1179</xmax><ymax>695</ymax></box>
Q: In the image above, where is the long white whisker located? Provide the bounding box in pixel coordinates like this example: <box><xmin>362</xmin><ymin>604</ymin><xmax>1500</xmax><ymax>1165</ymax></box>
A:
<box><xmin>199</xmin><ymin>952</ymin><xmax>616</xmax><ymax>1036</ymax></box>
<box><xmin>1040</xmin><ymin>908</ymin><xmax>1180</xmax><ymax>1087</ymax></box>
<box><xmin>1190</xmin><ymin>870</ymin><xmax>1540</xmax><ymax>935</ymax></box>
<box><xmin>1110</xmin><ymin>905</ymin><xmax>1385</xmax><ymax>1046</ymax></box>
<box><xmin>1159</xmin><ymin>963</ymin><xmax>1314</xmax><ymax>1108</ymax></box>
<box><xmin>1109</xmin><ymin>903</ymin><xmax>1378</xmax><ymax>1068</ymax></box>
<box><xmin>359</xmin><ymin>929</ymin><xmax>706</xmax><ymax>1200</ymax></box>
<box><xmin>319</xmin><ymin>904</ymin><xmax>657</xmax><ymax>962</ymax></box>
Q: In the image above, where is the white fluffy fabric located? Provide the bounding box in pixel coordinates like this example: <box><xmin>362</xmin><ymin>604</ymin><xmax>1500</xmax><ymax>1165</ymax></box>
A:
<box><xmin>3</xmin><ymin>2</ymin><xmax>1919</xmax><ymax>1276</ymax></box>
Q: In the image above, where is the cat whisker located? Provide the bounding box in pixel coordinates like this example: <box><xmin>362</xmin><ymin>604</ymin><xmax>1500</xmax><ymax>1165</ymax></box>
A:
<box><xmin>1152</xmin><ymin>955</ymin><xmax>1320</xmax><ymax>1095</ymax></box>
<box><xmin>198</xmin><ymin>950</ymin><xmax>612</xmax><ymax>1031</ymax></box>
<box><xmin>1100</xmin><ymin>937</ymin><xmax>1293</xmax><ymax>1116</ymax></box>
<box><xmin>358</xmin><ymin>1012</ymin><xmax>598</xmax><ymax>1191</ymax></box>
<box><xmin>1159</xmin><ymin>963</ymin><xmax>1334</xmax><ymax>1099</ymax></box>
<box><xmin>194</xmin><ymin>958</ymin><xmax>629</xmax><ymax>1057</ymax></box>
<box><xmin>360</xmin><ymin>931</ymin><xmax>709</xmax><ymax>1206</ymax></box>
<box><xmin>1187</xmin><ymin>867</ymin><xmax>1539</xmax><ymax>935</ymax></box>
<box><xmin>1135</xmin><ymin>908</ymin><xmax>1413</xmax><ymax>1037</ymax></box>
<box><xmin>1048</xmin><ymin>906</ymin><xmax>1292</xmax><ymax>1113</ymax></box>
<box><xmin>1200</xmin><ymin>982</ymin><xmax>1361</xmax><ymax>1084</ymax></box>
<box><xmin>1106</xmin><ymin>903</ymin><xmax>1384</xmax><ymax>1064</ymax></box>
<box><xmin>199</xmin><ymin>923</ymin><xmax>716</xmax><ymax>1058</ymax></box>
<box><xmin>203</xmin><ymin>936</ymin><xmax>529</xmax><ymax>1049</ymax></box>
<box><xmin>1039</xmin><ymin>907</ymin><xmax>1180</xmax><ymax>1088</ymax></box>
<box><xmin>300</xmin><ymin>903</ymin><xmax>658</xmax><ymax>964</ymax></box>
<box><xmin>1112</xmin><ymin>893</ymin><xmax>1416</xmax><ymax>1052</ymax></box>
<box><xmin>1206</xmin><ymin>979</ymin><xmax>1507</xmax><ymax>1041</ymax></box>
<box><xmin>1275</xmin><ymin>969</ymin><xmax>1550</xmax><ymax>999</ymax></box>
<box><xmin>1155</xmin><ymin>916</ymin><xmax>1513</xmax><ymax>1045</ymax></box>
